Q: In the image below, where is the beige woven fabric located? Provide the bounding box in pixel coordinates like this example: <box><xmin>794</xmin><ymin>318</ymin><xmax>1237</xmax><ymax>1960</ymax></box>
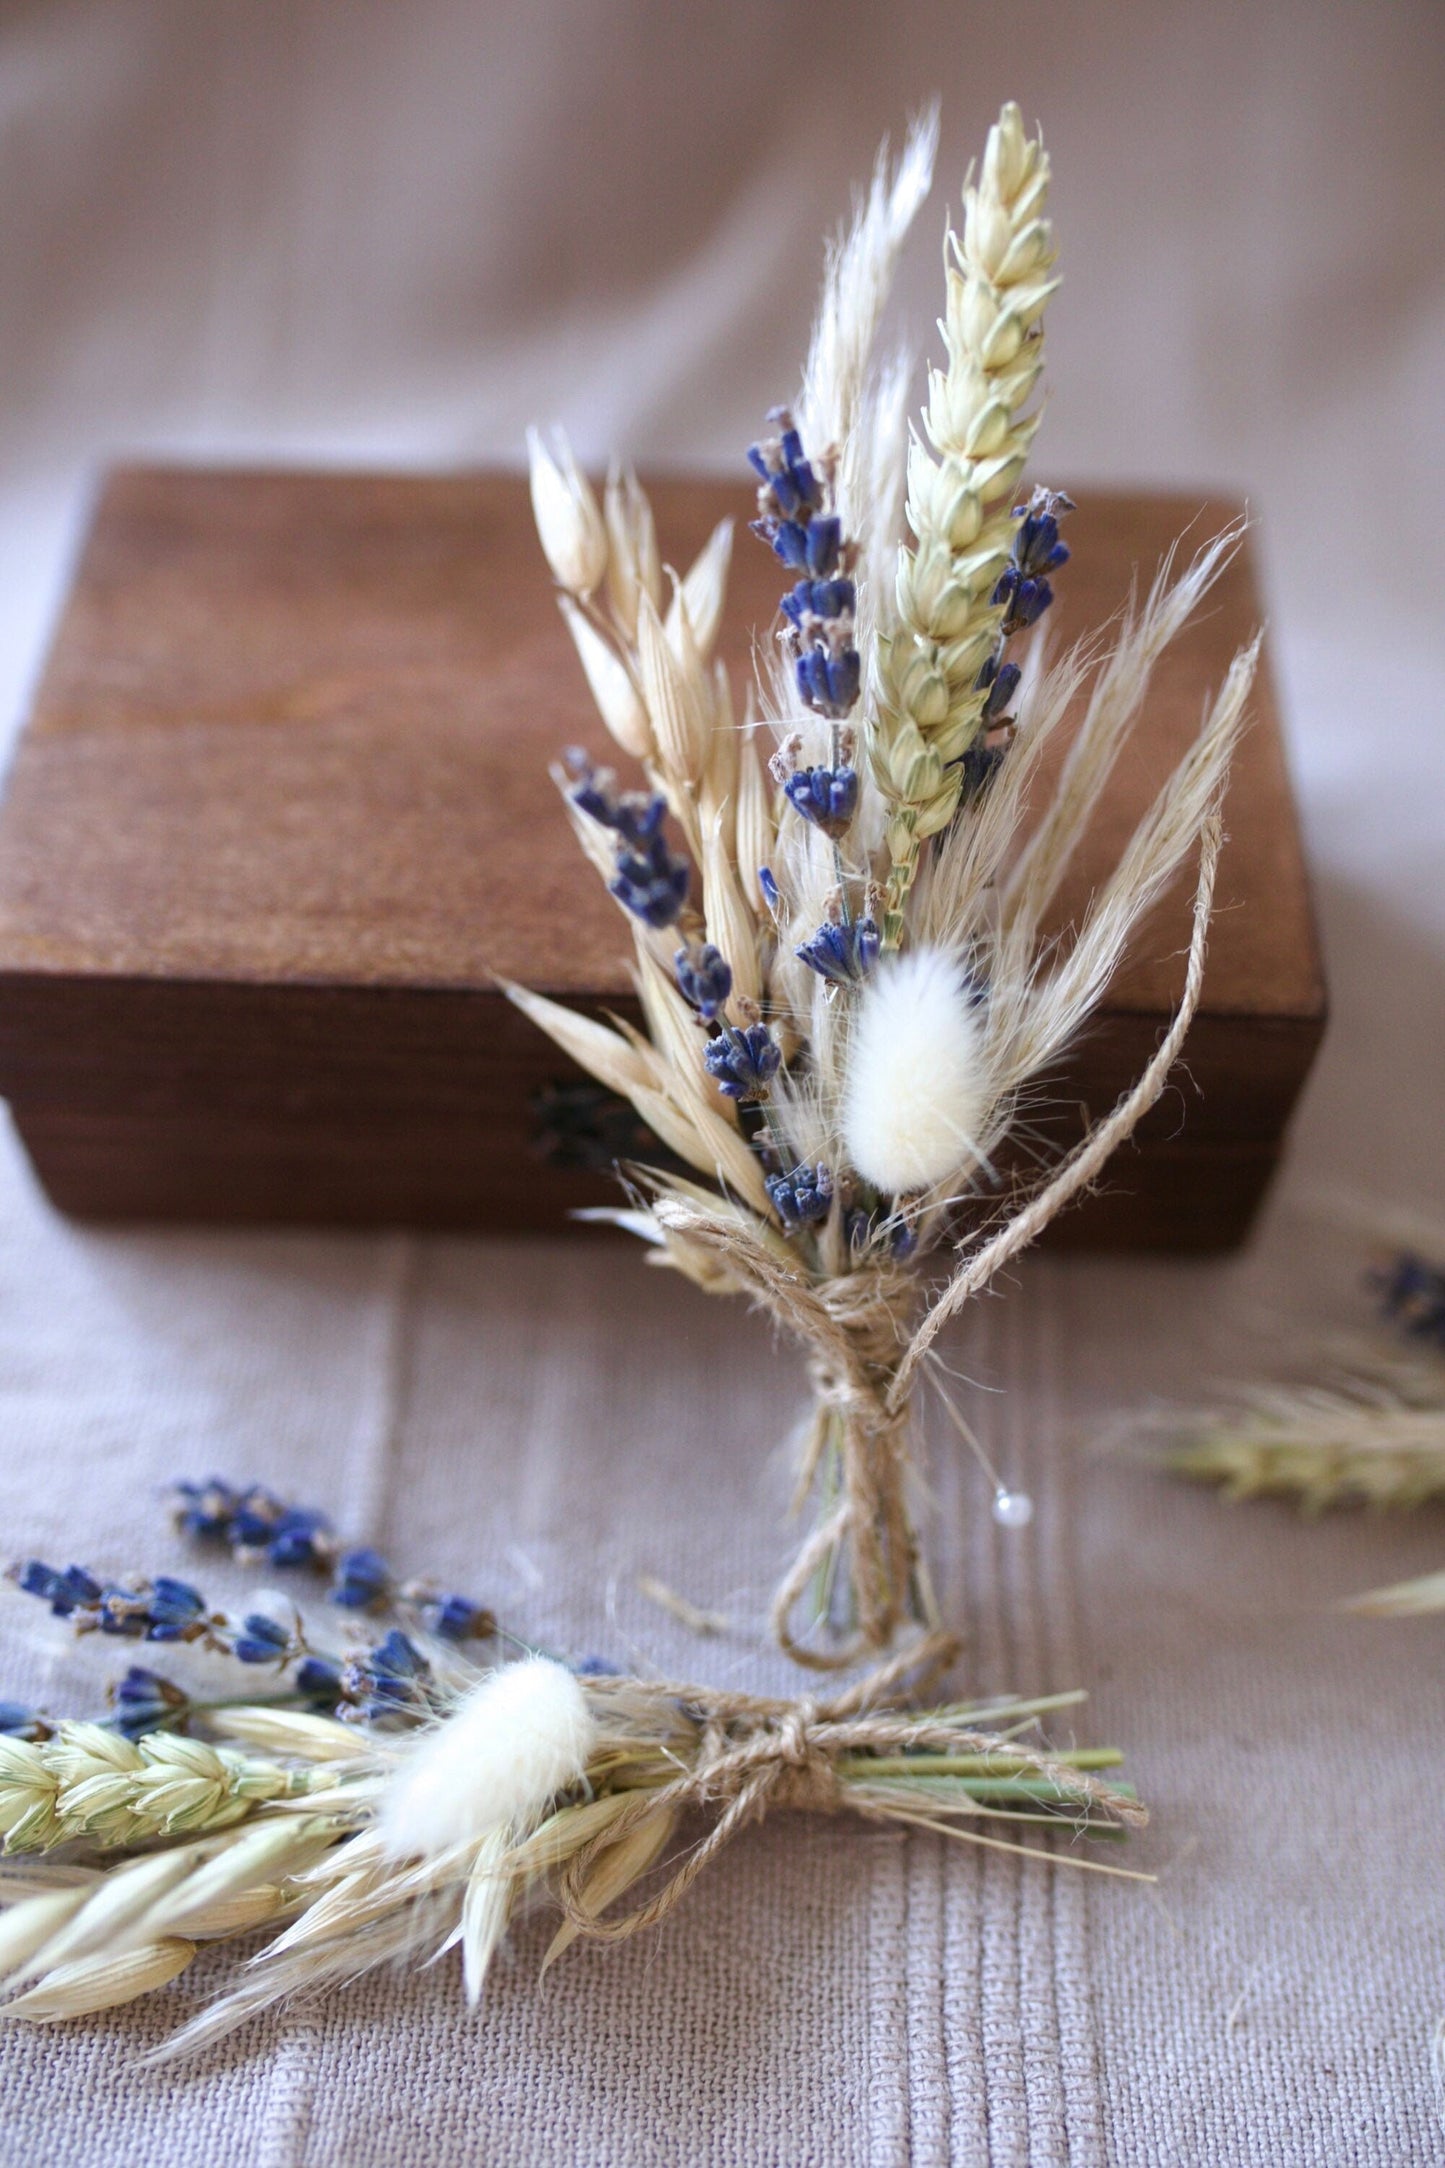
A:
<box><xmin>0</xmin><ymin>3</ymin><xmax>1442</xmax><ymax>2160</ymax></box>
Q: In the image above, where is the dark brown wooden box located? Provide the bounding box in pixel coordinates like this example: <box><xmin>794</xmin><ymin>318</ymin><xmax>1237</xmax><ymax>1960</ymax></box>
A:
<box><xmin>0</xmin><ymin>465</ymin><xmax>1325</xmax><ymax>1248</ymax></box>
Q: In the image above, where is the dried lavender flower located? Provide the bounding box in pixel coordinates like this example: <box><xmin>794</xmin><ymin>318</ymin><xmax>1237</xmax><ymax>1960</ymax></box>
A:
<box><xmin>781</xmin><ymin>760</ymin><xmax>860</xmax><ymax>840</ymax></box>
<box><xmin>751</xmin><ymin>410</ymin><xmax>861</xmax><ymax>722</ymax></box>
<box><xmin>702</xmin><ymin>1023</ymin><xmax>780</xmax><ymax>1102</ymax></box>
<box><xmin>229</xmin><ymin>1614</ymin><xmax>295</xmax><ymax>1666</ymax></box>
<box><xmin>766</xmin><ymin>1162</ymin><xmax>834</xmax><ymax>1228</ymax></box>
<box><xmin>795</xmin><ymin>911</ymin><xmax>880</xmax><ymax>986</ymax></box>
<box><xmin>109</xmin><ymin>1667</ymin><xmax>189</xmax><ymax>1740</ymax></box>
<box><xmin>674</xmin><ymin>939</ymin><xmax>733</xmax><ymax>1022</ymax></box>
<box><xmin>329</xmin><ymin>1547</ymin><xmax>392</xmax><ymax>1611</ymax></box>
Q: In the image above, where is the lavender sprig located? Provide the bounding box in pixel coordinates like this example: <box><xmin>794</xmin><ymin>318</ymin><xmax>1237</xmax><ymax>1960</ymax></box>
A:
<box><xmin>958</xmin><ymin>488</ymin><xmax>1075</xmax><ymax>804</ymax></box>
<box><xmin>8</xmin><ymin>1558</ymin><xmax>441</xmax><ymax>1732</ymax></box>
<box><xmin>170</xmin><ymin>1479</ymin><xmax>495</xmax><ymax>1644</ymax></box>
<box><xmin>749</xmin><ymin>410</ymin><xmax>862</xmax><ymax>733</ymax></box>
<box><xmin>562</xmin><ymin>750</ymin><xmax>690</xmax><ymax>929</ymax></box>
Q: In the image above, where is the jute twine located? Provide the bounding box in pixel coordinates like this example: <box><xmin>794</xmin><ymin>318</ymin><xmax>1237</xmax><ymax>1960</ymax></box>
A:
<box><xmin>557</xmin><ymin>1633</ymin><xmax>1143</xmax><ymax>1941</ymax></box>
<box><xmin>770</xmin><ymin>1268</ymin><xmax>924</xmax><ymax>1670</ymax></box>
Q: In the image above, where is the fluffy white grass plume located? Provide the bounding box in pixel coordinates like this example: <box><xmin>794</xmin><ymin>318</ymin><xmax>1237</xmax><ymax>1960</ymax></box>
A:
<box><xmin>377</xmin><ymin>1657</ymin><xmax>593</xmax><ymax>1862</ymax></box>
<box><xmin>842</xmin><ymin>947</ymin><xmax>990</xmax><ymax>1195</ymax></box>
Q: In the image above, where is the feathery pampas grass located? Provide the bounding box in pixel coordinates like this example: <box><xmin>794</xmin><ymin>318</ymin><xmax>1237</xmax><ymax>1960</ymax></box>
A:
<box><xmin>0</xmin><ymin>1634</ymin><xmax>1146</xmax><ymax>2048</ymax></box>
<box><xmin>516</xmin><ymin>100</ymin><xmax>1258</xmax><ymax>1665</ymax></box>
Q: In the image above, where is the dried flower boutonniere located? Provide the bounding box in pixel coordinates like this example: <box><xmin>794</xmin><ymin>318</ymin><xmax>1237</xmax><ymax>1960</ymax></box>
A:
<box><xmin>515</xmin><ymin>101</ymin><xmax>1259</xmax><ymax>1666</ymax></box>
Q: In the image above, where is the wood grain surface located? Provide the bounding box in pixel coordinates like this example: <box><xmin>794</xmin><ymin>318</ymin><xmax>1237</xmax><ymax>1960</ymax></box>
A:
<box><xmin>0</xmin><ymin>466</ymin><xmax>1325</xmax><ymax>1242</ymax></box>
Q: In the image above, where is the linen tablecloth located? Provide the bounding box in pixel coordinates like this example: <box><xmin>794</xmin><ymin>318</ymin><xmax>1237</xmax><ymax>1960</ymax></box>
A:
<box><xmin>0</xmin><ymin>5</ymin><xmax>1442</xmax><ymax>2161</ymax></box>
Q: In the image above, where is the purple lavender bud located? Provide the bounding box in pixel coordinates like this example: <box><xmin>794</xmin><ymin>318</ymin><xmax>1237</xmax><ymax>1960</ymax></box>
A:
<box><xmin>766</xmin><ymin>1162</ymin><xmax>834</xmax><ymax>1228</ymax></box>
<box><xmin>370</xmin><ymin>1629</ymin><xmax>428</xmax><ymax>1679</ymax></box>
<box><xmin>957</xmin><ymin>742</ymin><xmax>1007</xmax><ymax>802</ymax></box>
<box><xmin>803</xmin><ymin>515</ymin><xmax>842</xmax><ymax>578</ymax></box>
<box><xmin>110</xmin><ymin>1665</ymin><xmax>187</xmax><ymax>1737</ymax></box>
<box><xmin>12</xmin><ymin>1560</ymin><xmax>105</xmax><ymax>1617</ymax></box>
<box><xmin>226</xmin><ymin>1491</ymin><xmax>287</xmax><ymax>1552</ymax></box>
<box><xmin>795</xmin><ymin>914</ymin><xmax>880</xmax><ymax>986</ymax></box>
<box><xmin>330</xmin><ymin>1546</ymin><xmax>393</xmax><ymax>1611</ymax></box>
<box><xmin>783</xmin><ymin>763</ymin><xmax>859</xmax><ymax>840</ymax></box>
<box><xmin>340</xmin><ymin>1629</ymin><xmax>431</xmax><ymax>1721</ymax></box>
<box><xmin>758</xmin><ymin>866</ymin><xmax>781</xmax><ymax>914</ymax></box>
<box><xmin>427</xmin><ymin>1594</ymin><xmax>492</xmax><ymax>1643</ymax></box>
<box><xmin>814</xmin><ymin>641</ymin><xmax>857</xmax><ymax>711</ymax></box>
<box><xmin>565</xmin><ymin>755</ymin><xmax>668</xmax><ymax>848</ymax></box>
<box><xmin>609</xmin><ymin>833</ymin><xmax>691</xmax><ymax>929</ymax></box>
<box><xmin>173</xmin><ymin>1478</ymin><xmax>242</xmax><ymax>1541</ymax></box>
<box><xmin>266</xmin><ymin>1508</ymin><xmax>332</xmax><ymax>1570</ymax></box>
<box><xmin>703</xmin><ymin>1022</ymin><xmax>781</xmax><ymax>1101</ymax></box>
<box><xmin>755</xmin><ymin>516</ymin><xmax>812</xmax><ymax>570</ymax></box>
<box><xmin>990</xmin><ymin>565</ymin><xmax>1054</xmax><ymax>632</ymax></box>
<box><xmin>1011</xmin><ymin>487</ymin><xmax>1075</xmax><ymax>576</ymax></box>
<box><xmin>15</xmin><ymin>1560</ymin><xmax>62</xmax><ymax>1604</ymax></box>
<box><xmin>296</xmin><ymin>1655</ymin><xmax>344</xmax><ymax>1704</ymax></box>
<box><xmin>140</xmin><ymin>1576</ymin><xmax>208</xmax><ymax>1642</ymax></box>
<box><xmin>675</xmin><ymin>939</ymin><xmax>733</xmax><ymax>1021</ymax></box>
<box><xmin>746</xmin><ymin>415</ymin><xmax>821</xmax><ymax>520</ymax></box>
<box><xmin>780</xmin><ymin>576</ymin><xmax>856</xmax><ymax>628</ymax></box>
<box><xmin>613</xmin><ymin>794</ymin><xmax>667</xmax><ymax>846</ymax></box>
<box><xmin>230</xmin><ymin>1613</ymin><xmax>293</xmax><ymax>1664</ymax></box>
<box><xmin>976</xmin><ymin>655</ymin><xmax>1021</xmax><ymax>726</ymax></box>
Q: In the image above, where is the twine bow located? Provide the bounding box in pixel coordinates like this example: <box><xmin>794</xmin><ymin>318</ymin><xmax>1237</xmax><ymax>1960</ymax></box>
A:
<box><xmin>555</xmin><ymin>1633</ymin><xmax>1142</xmax><ymax>1943</ymax></box>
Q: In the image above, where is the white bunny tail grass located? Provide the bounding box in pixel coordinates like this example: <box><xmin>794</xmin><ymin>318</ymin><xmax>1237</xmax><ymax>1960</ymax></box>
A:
<box><xmin>377</xmin><ymin>1658</ymin><xmax>594</xmax><ymax>1862</ymax></box>
<box><xmin>0</xmin><ymin>1644</ymin><xmax>1148</xmax><ymax>2055</ymax></box>
<box><xmin>842</xmin><ymin>948</ymin><xmax>990</xmax><ymax>1194</ymax></box>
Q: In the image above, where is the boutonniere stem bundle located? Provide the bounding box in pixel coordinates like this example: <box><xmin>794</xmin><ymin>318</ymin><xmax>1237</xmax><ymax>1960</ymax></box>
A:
<box><xmin>0</xmin><ymin>1480</ymin><xmax>1144</xmax><ymax>2048</ymax></box>
<box><xmin>515</xmin><ymin>101</ymin><xmax>1259</xmax><ymax>1664</ymax></box>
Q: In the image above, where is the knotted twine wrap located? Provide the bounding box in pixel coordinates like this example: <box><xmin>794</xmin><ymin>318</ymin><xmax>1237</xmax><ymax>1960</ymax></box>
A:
<box><xmin>555</xmin><ymin>1632</ymin><xmax>1147</xmax><ymax>1942</ymax></box>
<box><xmin>650</xmin><ymin>812</ymin><xmax>1225</xmax><ymax>1670</ymax></box>
<box><xmin>776</xmin><ymin>1268</ymin><xmax>925</xmax><ymax>1668</ymax></box>
<box><xmin>648</xmin><ymin>1207</ymin><xmax>928</xmax><ymax>1668</ymax></box>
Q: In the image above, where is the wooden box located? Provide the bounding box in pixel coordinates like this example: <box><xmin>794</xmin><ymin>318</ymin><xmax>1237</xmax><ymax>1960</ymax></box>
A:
<box><xmin>0</xmin><ymin>466</ymin><xmax>1324</xmax><ymax>1248</ymax></box>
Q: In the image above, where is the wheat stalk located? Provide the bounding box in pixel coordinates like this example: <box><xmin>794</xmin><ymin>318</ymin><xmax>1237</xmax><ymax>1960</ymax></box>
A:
<box><xmin>0</xmin><ymin>1725</ymin><xmax>339</xmax><ymax>1853</ymax></box>
<box><xmin>871</xmin><ymin>101</ymin><xmax>1057</xmax><ymax>945</ymax></box>
<box><xmin>1166</xmin><ymin>1402</ymin><xmax>1445</xmax><ymax>1513</ymax></box>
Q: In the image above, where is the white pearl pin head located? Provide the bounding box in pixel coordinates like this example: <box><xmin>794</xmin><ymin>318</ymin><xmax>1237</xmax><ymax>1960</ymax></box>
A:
<box><xmin>991</xmin><ymin>1488</ymin><xmax>1034</xmax><ymax>1530</ymax></box>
